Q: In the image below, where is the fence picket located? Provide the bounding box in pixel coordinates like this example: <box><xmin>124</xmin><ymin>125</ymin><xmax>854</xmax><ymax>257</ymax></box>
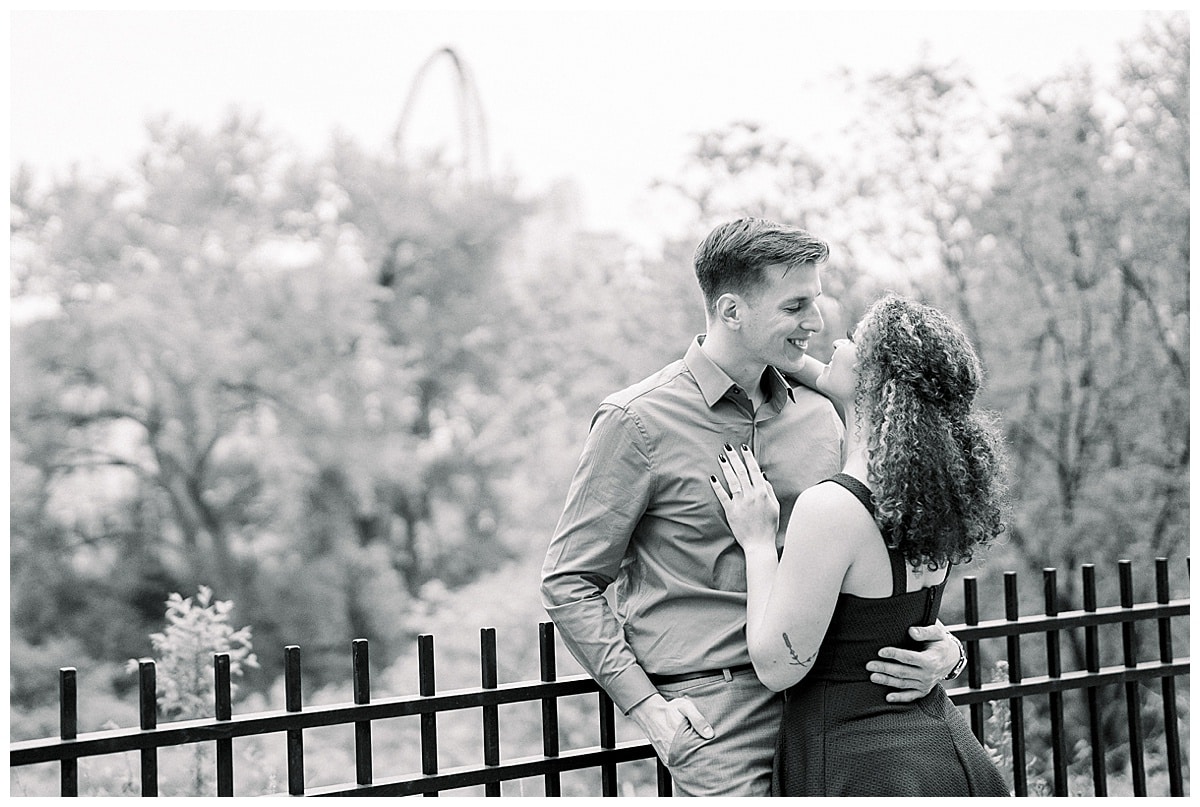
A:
<box><xmin>138</xmin><ymin>660</ymin><xmax>158</xmax><ymax>796</ymax></box>
<box><xmin>539</xmin><ymin>623</ymin><xmax>561</xmax><ymax>797</ymax></box>
<box><xmin>214</xmin><ymin>653</ymin><xmax>233</xmax><ymax>796</ymax></box>
<box><xmin>285</xmin><ymin>646</ymin><xmax>304</xmax><ymax>795</ymax></box>
<box><xmin>352</xmin><ymin>639</ymin><xmax>373</xmax><ymax>787</ymax></box>
<box><xmin>1082</xmin><ymin>564</ymin><xmax>1107</xmax><ymax>796</ymax></box>
<box><xmin>59</xmin><ymin>667</ymin><xmax>78</xmax><ymax>797</ymax></box>
<box><xmin>481</xmin><ymin>628</ymin><xmax>501</xmax><ymax>797</ymax></box>
<box><xmin>1119</xmin><ymin>561</ymin><xmax>1147</xmax><ymax>796</ymax></box>
<box><xmin>1155</xmin><ymin>558</ymin><xmax>1183</xmax><ymax>797</ymax></box>
<box><xmin>418</xmin><ymin>634</ymin><xmax>439</xmax><ymax>797</ymax></box>
<box><xmin>963</xmin><ymin>576</ymin><xmax>985</xmax><ymax>742</ymax></box>
<box><xmin>1003</xmin><ymin>573</ymin><xmax>1026</xmax><ymax>796</ymax></box>
<box><xmin>598</xmin><ymin>691</ymin><xmax>617</xmax><ymax>796</ymax></box>
<box><xmin>1043</xmin><ymin>568</ymin><xmax>1067</xmax><ymax>795</ymax></box>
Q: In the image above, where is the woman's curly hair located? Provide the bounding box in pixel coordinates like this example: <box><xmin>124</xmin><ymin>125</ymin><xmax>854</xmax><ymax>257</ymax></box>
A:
<box><xmin>853</xmin><ymin>294</ymin><xmax>1007</xmax><ymax>570</ymax></box>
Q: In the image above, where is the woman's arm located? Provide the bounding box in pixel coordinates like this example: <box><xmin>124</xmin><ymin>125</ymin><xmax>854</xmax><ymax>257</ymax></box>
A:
<box><xmin>789</xmin><ymin>354</ymin><xmax>827</xmax><ymax>391</ymax></box>
<box><xmin>787</xmin><ymin>355</ymin><xmax>846</xmax><ymax>423</ymax></box>
<box><xmin>712</xmin><ymin>448</ymin><xmax>858</xmax><ymax>692</ymax></box>
<box><xmin>744</xmin><ymin>486</ymin><xmax>857</xmax><ymax>690</ymax></box>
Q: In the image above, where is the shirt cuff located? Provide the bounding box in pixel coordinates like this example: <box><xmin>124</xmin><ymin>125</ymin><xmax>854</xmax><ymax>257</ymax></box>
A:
<box><xmin>607</xmin><ymin>663</ymin><xmax>659</xmax><ymax>715</ymax></box>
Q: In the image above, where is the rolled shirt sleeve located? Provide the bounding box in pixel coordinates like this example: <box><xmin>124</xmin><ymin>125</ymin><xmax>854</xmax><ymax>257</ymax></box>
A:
<box><xmin>540</xmin><ymin>404</ymin><xmax>659</xmax><ymax>713</ymax></box>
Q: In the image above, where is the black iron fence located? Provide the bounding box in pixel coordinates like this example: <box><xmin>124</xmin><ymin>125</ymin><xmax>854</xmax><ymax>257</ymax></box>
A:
<box><xmin>10</xmin><ymin>559</ymin><xmax>1190</xmax><ymax>797</ymax></box>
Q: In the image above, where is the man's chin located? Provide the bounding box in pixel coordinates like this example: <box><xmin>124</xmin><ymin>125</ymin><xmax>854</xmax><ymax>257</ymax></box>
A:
<box><xmin>775</xmin><ymin>353</ymin><xmax>808</xmax><ymax>373</ymax></box>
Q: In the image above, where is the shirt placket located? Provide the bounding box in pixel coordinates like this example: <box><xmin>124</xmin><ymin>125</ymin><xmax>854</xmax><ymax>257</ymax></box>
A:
<box><xmin>727</xmin><ymin>385</ymin><xmax>757</xmax><ymax>451</ymax></box>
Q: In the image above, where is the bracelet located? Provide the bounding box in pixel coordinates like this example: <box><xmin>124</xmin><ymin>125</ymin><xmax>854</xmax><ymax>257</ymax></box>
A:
<box><xmin>945</xmin><ymin>634</ymin><xmax>967</xmax><ymax>680</ymax></box>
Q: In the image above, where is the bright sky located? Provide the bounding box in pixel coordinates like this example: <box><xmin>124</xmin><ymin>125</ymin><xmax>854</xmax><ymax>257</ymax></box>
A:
<box><xmin>9</xmin><ymin>4</ymin><xmax>1163</xmax><ymax>244</ymax></box>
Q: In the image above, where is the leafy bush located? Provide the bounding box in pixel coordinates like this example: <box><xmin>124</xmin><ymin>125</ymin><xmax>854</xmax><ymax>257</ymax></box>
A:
<box><xmin>125</xmin><ymin>586</ymin><xmax>258</xmax><ymax>721</ymax></box>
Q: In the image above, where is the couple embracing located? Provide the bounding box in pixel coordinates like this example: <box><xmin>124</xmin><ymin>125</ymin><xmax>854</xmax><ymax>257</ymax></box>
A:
<box><xmin>541</xmin><ymin>218</ymin><xmax>1010</xmax><ymax>797</ymax></box>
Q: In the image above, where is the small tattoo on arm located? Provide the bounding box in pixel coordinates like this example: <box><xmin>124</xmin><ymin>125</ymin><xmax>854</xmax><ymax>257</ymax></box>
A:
<box><xmin>782</xmin><ymin>633</ymin><xmax>817</xmax><ymax>667</ymax></box>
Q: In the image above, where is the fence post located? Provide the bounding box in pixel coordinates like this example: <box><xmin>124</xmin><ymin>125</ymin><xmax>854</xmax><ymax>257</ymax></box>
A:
<box><xmin>353</xmin><ymin>639</ymin><xmax>373</xmax><ymax>787</ymax></box>
<box><xmin>1082</xmin><ymin>564</ymin><xmax>1107</xmax><ymax>796</ymax></box>
<box><xmin>284</xmin><ymin>646</ymin><xmax>304</xmax><ymax>795</ymax></box>
<box><xmin>962</xmin><ymin>576</ymin><xmax>984</xmax><ymax>742</ymax></box>
<box><xmin>1042</xmin><ymin>568</ymin><xmax>1066</xmax><ymax>795</ymax></box>
<box><xmin>1003</xmin><ymin>572</ymin><xmax>1026</xmax><ymax>796</ymax></box>
<box><xmin>1119</xmin><ymin>560</ymin><xmax>1147</xmax><ymax>796</ymax></box>
<box><xmin>1154</xmin><ymin>558</ymin><xmax>1183</xmax><ymax>796</ymax></box>
<box><xmin>480</xmin><ymin>628</ymin><xmax>501</xmax><ymax>797</ymax></box>
<box><xmin>419</xmin><ymin>634</ymin><xmax>439</xmax><ymax>796</ymax></box>
<box><xmin>539</xmin><ymin>623</ymin><xmax>561</xmax><ymax>797</ymax></box>
<box><xmin>138</xmin><ymin>659</ymin><xmax>158</xmax><ymax>796</ymax></box>
<box><xmin>214</xmin><ymin>653</ymin><xmax>233</xmax><ymax>796</ymax></box>
<box><xmin>59</xmin><ymin>667</ymin><xmax>78</xmax><ymax>797</ymax></box>
<box><xmin>656</xmin><ymin>759</ymin><xmax>673</xmax><ymax>796</ymax></box>
<box><xmin>598</xmin><ymin>690</ymin><xmax>617</xmax><ymax>796</ymax></box>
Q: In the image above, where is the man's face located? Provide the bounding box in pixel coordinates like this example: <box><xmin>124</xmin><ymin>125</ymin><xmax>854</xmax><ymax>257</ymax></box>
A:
<box><xmin>737</xmin><ymin>262</ymin><xmax>824</xmax><ymax>374</ymax></box>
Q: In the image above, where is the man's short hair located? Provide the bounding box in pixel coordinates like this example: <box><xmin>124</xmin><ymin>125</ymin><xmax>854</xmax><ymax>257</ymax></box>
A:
<box><xmin>693</xmin><ymin>218</ymin><xmax>829</xmax><ymax>312</ymax></box>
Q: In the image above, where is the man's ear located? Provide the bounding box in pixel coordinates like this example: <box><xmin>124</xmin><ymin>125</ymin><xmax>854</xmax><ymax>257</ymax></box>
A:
<box><xmin>715</xmin><ymin>292</ymin><xmax>742</xmax><ymax>330</ymax></box>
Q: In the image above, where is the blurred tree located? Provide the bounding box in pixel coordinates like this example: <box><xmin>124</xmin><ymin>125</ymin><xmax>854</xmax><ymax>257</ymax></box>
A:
<box><xmin>828</xmin><ymin>58</ymin><xmax>1001</xmax><ymax>347</ymax></box>
<box><xmin>10</xmin><ymin>110</ymin><xmax>531</xmax><ymax>685</ymax></box>
<box><xmin>956</xmin><ymin>15</ymin><xmax>1189</xmax><ymax>776</ymax></box>
<box><xmin>970</xmin><ymin>12</ymin><xmax>1189</xmax><ymax>592</ymax></box>
<box><xmin>315</xmin><ymin>138</ymin><xmax>529</xmax><ymax>595</ymax></box>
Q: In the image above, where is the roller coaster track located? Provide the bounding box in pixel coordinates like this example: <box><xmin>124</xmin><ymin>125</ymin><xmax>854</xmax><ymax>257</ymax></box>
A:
<box><xmin>394</xmin><ymin>46</ymin><xmax>490</xmax><ymax>184</ymax></box>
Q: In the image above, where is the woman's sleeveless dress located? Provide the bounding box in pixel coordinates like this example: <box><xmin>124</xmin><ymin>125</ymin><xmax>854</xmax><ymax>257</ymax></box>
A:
<box><xmin>770</xmin><ymin>474</ymin><xmax>1011</xmax><ymax>797</ymax></box>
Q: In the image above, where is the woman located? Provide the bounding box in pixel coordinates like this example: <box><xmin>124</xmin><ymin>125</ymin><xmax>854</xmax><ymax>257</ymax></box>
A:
<box><xmin>710</xmin><ymin>294</ymin><xmax>1010</xmax><ymax>796</ymax></box>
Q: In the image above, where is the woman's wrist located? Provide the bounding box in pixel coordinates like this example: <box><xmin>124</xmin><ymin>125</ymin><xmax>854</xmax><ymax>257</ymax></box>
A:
<box><xmin>741</xmin><ymin>540</ymin><xmax>779</xmax><ymax>560</ymax></box>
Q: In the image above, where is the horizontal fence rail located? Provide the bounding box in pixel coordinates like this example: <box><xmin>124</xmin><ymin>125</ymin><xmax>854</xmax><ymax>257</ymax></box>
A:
<box><xmin>10</xmin><ymin>558</ymin><xmax>1190</xmax><ymax>797</ymax></box>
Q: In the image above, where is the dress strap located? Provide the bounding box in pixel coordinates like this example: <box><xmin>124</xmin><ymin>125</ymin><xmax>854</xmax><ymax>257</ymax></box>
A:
<box><xmin>823</xmin><ymin>473</ymin><xmax>908</xmax><ymax>597</ymax></box>
<box><xmin>826</xmin><ymin>473</ymin><xmax>873</xmax><ymax>514</ymax></box>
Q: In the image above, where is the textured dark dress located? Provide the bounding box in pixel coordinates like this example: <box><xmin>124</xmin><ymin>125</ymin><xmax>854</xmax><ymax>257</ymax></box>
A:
<box><xmin>770</xmin><ymin>474</ymin><xmax>1011</xmax><ymax>797</ymax></box>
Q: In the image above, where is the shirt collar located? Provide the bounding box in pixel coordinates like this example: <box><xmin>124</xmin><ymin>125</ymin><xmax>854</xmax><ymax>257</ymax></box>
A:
<box><xmin>684</xmin><ymin>336</ymin><xmax>796</xmax><ymax>409</ymax></box>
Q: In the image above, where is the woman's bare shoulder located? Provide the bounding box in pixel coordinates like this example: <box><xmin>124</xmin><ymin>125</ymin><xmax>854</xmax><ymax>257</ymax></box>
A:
<box><xmin>793</xmin><ymin>479</ymin><xmax>877</xmax><ymax>532</ymax></box>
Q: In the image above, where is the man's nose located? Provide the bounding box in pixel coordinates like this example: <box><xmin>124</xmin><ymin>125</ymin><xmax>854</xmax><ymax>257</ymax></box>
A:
<box><xmin>802</xmin><ymin>304</ymin><xmax>824</xmax><ymax>334</ymax></box>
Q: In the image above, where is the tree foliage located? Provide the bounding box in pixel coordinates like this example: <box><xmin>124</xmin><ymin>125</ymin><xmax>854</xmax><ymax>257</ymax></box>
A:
<box><xmin>10</xmin><ymin>111</ymin><xmax>530</xmax><ymax>686</ymax></box>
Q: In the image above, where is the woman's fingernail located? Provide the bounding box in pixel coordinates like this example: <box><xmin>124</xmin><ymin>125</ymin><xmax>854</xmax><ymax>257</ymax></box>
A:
<box><xmin>719</xmin><ymin>454</ymin><xmax>727</xmax><ymax>462</ymax></box>
<box><xmin>724</xmin><ymin>442</ymin><xmax>733</xmax><ymax>451</ymax></box>
<box><xmin>710</xmin><ymin>475</ymin><xmax>718</xmax><ymax>482</ymax></box>
<box><xmin>742</xmin><ymin>444</ymin><xmax>749</xmax><ymax>451</ymax></box>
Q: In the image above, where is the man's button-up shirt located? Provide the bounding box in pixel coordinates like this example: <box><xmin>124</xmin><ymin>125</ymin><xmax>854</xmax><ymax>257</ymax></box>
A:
<box><xmin>540</xmin><ymin>337</ymin><xmax>844</xmax><ymax>713</ymax></box>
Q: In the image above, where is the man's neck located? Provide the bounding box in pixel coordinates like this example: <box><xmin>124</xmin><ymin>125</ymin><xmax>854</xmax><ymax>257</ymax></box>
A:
<box><xmin>698</xmin><ymin>333</ymin><xmax>767</xmax><ymax>404</ymax></box>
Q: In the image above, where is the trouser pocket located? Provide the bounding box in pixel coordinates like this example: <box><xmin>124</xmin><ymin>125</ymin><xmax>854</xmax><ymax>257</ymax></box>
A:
<box><xmin>666</xmin><ymin>714</ymin><xmax>696</xmax><ymax>767</ymax></box>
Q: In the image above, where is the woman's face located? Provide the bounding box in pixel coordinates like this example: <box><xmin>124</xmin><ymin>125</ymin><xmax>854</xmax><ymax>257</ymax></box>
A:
<box><xmin>816</xmin><ymin>322</ymin><xmax>861</xmax><ymax>401</ymax></box>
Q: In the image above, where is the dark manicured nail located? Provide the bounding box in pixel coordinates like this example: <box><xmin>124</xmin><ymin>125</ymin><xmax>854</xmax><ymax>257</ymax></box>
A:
<box><xmin>719</xmin><ymin>453</ymin><xmax>727</xmax><ymax>463</ymax></box>
<box><xmin>724</xmin><ymin>443</ymin><xmax>734</xmax><ymax>451</ymax></box>
<box><xmin>741</xmin><ymin>444</ymin><xmax>749</xmax><ymax>451</ymax></box>
<box><xmin>710</xmin><ymin>475</ymin><xmax>718</xmax><ymax>482</ymax></box>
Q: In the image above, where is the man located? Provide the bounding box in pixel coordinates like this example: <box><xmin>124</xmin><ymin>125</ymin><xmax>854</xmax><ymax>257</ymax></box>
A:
<box><xmin>540</xmin><ymin>219</ymin><xmax>965</xmax><ymax>796</ymax></box>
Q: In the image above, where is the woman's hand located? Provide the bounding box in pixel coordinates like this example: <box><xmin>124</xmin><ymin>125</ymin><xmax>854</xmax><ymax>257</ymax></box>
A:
<box><xmin>709</xmin><ymin>443</ymin><xmax>779</xmax><ymax>550</ymax></box>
